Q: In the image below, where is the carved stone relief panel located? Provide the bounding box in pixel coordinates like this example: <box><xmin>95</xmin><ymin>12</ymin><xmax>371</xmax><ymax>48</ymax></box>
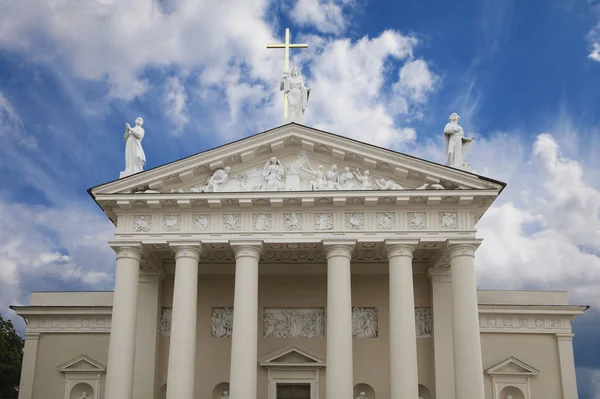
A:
<box><xmin>159</xmin><ymin>307</ymin><xmax>172</xmax><ymax>336</ymax></box>
<box><xmin>408</xmin><ymin>212</ymin><xmax>426</xmax><ymax>229</ymax></box>
<box><xmin>263</xmin><ymin>308</ymin><xmax>325</xmax><ymax>338</ymax></box>
<box><xmin>133</xmin><ymin>214</ymin><xmax>152</xmax><ymax>232</ymax></box>
<box><xmin>194</xmin><ymin>214</ymin><xmax>210</xmax><ymax>231</ymax></box>
<box><xmin>223</xmin><ymin>214</ymin><xmax>241</xmax><ymax>231</ymax></box>
<box><xmin>284</xmin><ymin>212</ymin><xmax>302</xmax><ymax>231</ymax></box>
<box><xmin>253</xmin><ymin>213</ymin><xmax>272</xmax><ymax>231</ymax></box>
<box><xmin>212</xmin><ymin>307</ymin><xmax>234</xmax><ymax>338</ymax></box>
<box><xmin>377</xmin><ymin>212</ymin><xmax>395</xmax><ymax>230</ymax></box>
<box><xmin>439</xmin><ymin>212</ymin><xmax>458</xmax><ymax>229</ymax></box>
<box><xmin>352</xmin><ymin>307</ymin><xmax>378</xmax><ymax>338</ymax></box>
<box><xmin>163</xmin><ymin>214</ymin><xmax>181</xmax><ymax>232</ymax></box>
<box><xmin>415</xmin><ymin>307</ymin><xmax>432</xmax><ymax>337</ymax></box>
<box><xmin>315</xmin><ymin>213</ymin><xmax>333</xmax><ymax>231</ymax></box>
<box><xmin>345</xmin><ymin>212</ymin><xmax>365</xmax><ymax>230</ymax></box>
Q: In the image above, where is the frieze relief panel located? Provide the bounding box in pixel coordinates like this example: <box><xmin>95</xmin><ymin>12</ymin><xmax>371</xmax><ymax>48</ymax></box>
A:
<box><xmin>263</xmin><ymin>308</ymin><xmax>325</xmax><ymax>338</ymax></box>
<box><xmin>211</xmin><ymin>307</ymin><xmax>234</xmax><ymax>338</ymax></box>
<box><xmin>415</xmin><ymin>307</ymin><xmax>432</xmax><ymax>337</ymax></box>
<box><xmin>352</xmin><ymin>307</ymin><xmax>378</xmax><ymax>338</ymax></box>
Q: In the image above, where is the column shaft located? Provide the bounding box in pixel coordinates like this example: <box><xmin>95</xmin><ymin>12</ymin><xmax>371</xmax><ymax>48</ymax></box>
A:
<box><xmin>17</xmin><ymin>333</ymin><xmax>39</xmax><ymax>399</ymax></box>
<box><xmin>229</xmin><ymin>244</ymin><xmax>262</xmax><ymax>399</ymax></box>
<box><xmin>428</xmin><ymin>268</ymin><xmax>455</xmax><ymax>399</ymax></box>
<box><xmin>557</xmin><ymin>333</ymin><xmax>579</xmax><ymax>398</ymax></box>
<box><xmin>449</xmin><ymin>244</ymin><xmax>485</xmax><ymax>399</ymax></box>
<box><xmin>324</xmin><ymin>243</ymin><xmax>354</xmax><ymax>399</ymax></box>
<box><xmin>166</xmin><ymin>245</ymin><xmax>201</xmax><ymax>399</ymax></box>
<box><xmin>387</xmin><ymin>243</ymin><xmax>419</xmax><ymax>399</ymax></box>
<box><xmin>105</xmin><ymin>245</ymin><xmax>142</xmax><ymax>399</ymax></box>
<box><xmin>133</xmin><ymin>270</ymin><xmax>165</xmax><ymax>399</ymax></box>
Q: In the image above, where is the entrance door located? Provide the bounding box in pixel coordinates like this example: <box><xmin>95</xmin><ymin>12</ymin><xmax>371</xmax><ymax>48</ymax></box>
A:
<box><xmin>276</xmin><ymin>383</ymin><xmax>311</xmax><ymax>399</ymax></box>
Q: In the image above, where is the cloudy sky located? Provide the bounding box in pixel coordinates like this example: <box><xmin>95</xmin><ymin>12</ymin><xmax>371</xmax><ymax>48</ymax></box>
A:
<box><xmin>1</xmin><ymin>0</ymin><xmax>599</xmax><ymax>396</ymax></box>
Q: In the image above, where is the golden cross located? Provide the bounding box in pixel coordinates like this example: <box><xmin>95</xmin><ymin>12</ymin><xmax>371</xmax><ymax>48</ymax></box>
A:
<box><xmin>267</xmin><ymin>28</ymin><xmax>308</xmax><ymax>119</ymax></box>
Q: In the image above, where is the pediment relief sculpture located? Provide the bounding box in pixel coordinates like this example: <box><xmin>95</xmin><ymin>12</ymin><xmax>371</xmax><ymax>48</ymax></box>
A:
<box><xmin>162</xmin><ymin>153</ymin><xmax>427</xmax><ymax>194</ymax></box>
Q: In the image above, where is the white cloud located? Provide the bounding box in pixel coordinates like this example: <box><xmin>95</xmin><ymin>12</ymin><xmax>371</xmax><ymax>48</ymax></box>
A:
<box><xmin>394</xmin><ymin>59</ymin><xmax>438</xmax><ymax>104</ymax></box>
<box><xmin>164</xmin><ymin>76</ymin><xmax>189</xmax><ymax>132</ymax></box>
<box><xmin>290</xmin><ymin>0</ymin><xmax>353</xmax><ymax>34</ymax></box>
<box><xmin>588</xmin><ymin>23</ymin><xmax>600</xmax><ymax>62</ymax></box>
<box><xmin>0</xmin><ymin>201</ymin><xmax>115</xmax><ymax>329</ymax></box>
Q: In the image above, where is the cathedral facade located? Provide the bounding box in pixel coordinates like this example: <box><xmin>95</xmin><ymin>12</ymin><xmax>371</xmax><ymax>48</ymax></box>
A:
<box><xmin>13</xmin><ymin>124</ymin><xmax>585</xmax><ymax>399</ymax></box>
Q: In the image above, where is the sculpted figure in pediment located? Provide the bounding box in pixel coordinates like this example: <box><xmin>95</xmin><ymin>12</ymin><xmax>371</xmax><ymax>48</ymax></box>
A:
<box><xmin>303</xmin><ymin>164</ymin><xmax>327</xmax><ymax>190</ymax></box>
<box><xmin>338</xmin><ymin>166</ymin><xmax>356</xmax><ymax>189</ymax></box>
<box><xmin>192</xmin><ymin>167</ymin><xmax>231</xmax><ymax>192</ymax></box>
<box><xmin>324</xmin><ymin>164</ymin><xmax>339</xmax><ymax>189</ymax></box>
<box><xmin>375</xmin><ymin>178</ymin><xmax>403</xmax><ymax>190</ymax></box>
<box><xmin>261</xmin><ymin>157</ymin><xmax>285</xmax><ymax>191</ymax></box>
<box><xmin>354</xmin><ymin>169</ymin><xmax>374</xmax><ymax>190</ymax></box>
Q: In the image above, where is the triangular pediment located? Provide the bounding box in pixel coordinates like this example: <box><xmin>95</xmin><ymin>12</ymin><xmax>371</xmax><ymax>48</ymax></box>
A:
<box><xmin>57</xmin><ymin>354</ymin><xmax>106</xmax><ymax>373</ymax></box>
<box><xmin>91</xmin><ymin>123</ymin><xmax>504</xmax><ymax>196</ymax></box>
<box><xmin>485</xmin><ymin>357</ymin><xmax>538</xmax><ymax>376</ymax></box>
<box><xmin>258</xmin><ymin>344</ymin><xmax>326</xmax><ymax>368</ymax></box>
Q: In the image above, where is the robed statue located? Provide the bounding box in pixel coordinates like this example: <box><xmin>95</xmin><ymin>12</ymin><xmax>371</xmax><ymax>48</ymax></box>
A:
<box><xmin>444</xmin><ymin>113</ymin><xmax>473</xmax><ymax>169</ymax></box>
<box><xmin>281</xmin><ymin>68</ymin><xmax>310</xmax><ymax>124</ymax></box>
<box><xmin>121</xmin><ymin>117</ymin><xmax>146</xmax><ymax>178</ymax></box>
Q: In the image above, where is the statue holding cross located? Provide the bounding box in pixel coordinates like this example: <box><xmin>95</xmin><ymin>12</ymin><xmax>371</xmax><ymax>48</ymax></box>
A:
<box><xmin>267</xmin><ymin>28</ymin><xmax>310</xmax><ymax>124</ymax></box>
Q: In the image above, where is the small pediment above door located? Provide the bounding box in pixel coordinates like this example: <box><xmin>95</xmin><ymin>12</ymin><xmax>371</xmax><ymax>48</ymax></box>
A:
<box><xmin>258</xmin><ymin>344</ymin><xmax>326</xmax><ymax>368</ymax></box>
<box><xmin>485</xmin><ymin>356</ymin><xmax>538</xmax><ymax>376</ymax></box>
<box><xmin>57</xmin><ymin>354</ymin><xmax>106</xmax><ymax>373</ymax></box>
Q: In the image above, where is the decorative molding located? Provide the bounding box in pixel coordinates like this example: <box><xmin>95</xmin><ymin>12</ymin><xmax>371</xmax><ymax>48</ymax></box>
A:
<box><xmin>315</xmin><ymin>213</ymin><xmax>333</xmax><ymax>231</ymax></box>
<box><xmin>284</xmin><ymin>212</ymin><xmax>303</xmax><ymax>231</ymax></box>
<box><xmin>408</xmin><ymin>212</ymin><xmax>426</xmax><ymax>229</ymax></box>
<box><xmin>253</xmin><ymin>213</ymin><xmax>272</xmax><ymax>231</ymax></box>
<box><xmin>345</xmin><ymin>212</ymin><xmax>365</xmax><ymax>230</ymax></box>
<box><xmin>352</xmin><ymin>308</ymin><xmax>377</xmax><ymax>338</ymax></box>
<box><xmin>25</xmin><ymin>315</ymin><xmax>111</xmax><ymax>333</ymax></box>
<box><xmin>159</xmin><ymin>307</ymin><xmax>172</xmax><ymax>336</ymax></box>
<box><xmin>211</xmin><ymin>307</ymin><xmax>233</xmax><ymax>338</ymax></box>
<box><xmin>223</xmin><ymin>214</ymin><xmax>241</xmax><ymax>231</ymax></box>
<box><xmin>479</xmin><ymin>315</ymin><xmax>573</xmax><ymax>334</ymax></box>
<box><xmin>439</xmin><ymin>212</ymin><xmax>458</xmax><ymax>229</ymax></box>
<box><xmin>263</xmin><ymin>308</ymin><xmax>324</xmax><ymax>338</ymax></box>
<box><xmin>377</xmin><ymin>212</ymin><xmax>394</xmax><ymax>230</ymax></box>
<box><xmin>194</xmin><ymin>214</ymin><xmax>210</xmax><ymax>231</ymax></box>
<box><xmin>133</xmin><ymin>214</ymin><xmax>151</xmax><ymax>232</ymax></box>
<box><xmin>415</xmin><ymin>307</ymin><xmax>432</xmax><ymax>337</ymax></box>
<box><xmin>163</xmin><ymin>214</ymin><xmax>181</xmax><ymax>232</ymax></box>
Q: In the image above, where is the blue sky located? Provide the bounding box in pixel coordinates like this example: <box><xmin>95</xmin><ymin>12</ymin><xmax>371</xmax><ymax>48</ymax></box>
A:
<box><xmin>1</xmin><ymin>0</ymin><xmax>599</xmax><ymax>396</ymax></box>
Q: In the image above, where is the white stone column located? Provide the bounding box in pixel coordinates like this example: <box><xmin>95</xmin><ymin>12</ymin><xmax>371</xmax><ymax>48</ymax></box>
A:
<box><xmin>323</xmin><ymin>241</ymin><xmax>355</xmax><ymax>399</ymax></box>
<box><xmin>166</xmin><ymin>244</ymin><xmax>202</xmax><ymax>399</ymax></box>
<box><xmin>133</xmin><ymin>269</ymin><xmax>165</xmax><ymax>399</ymax></box>
<box><xmin>449</xmin><ymin>242</ymin><xmax>485</xmax><ymax>399</ymax></box>
<box><xmin>229</xmin><ymin>242</ymin><xmax>262</xmax><ymax>399</ymax></box>
<box><xmin>386</xmin><ymin>241</ymin><xmax>420</xmax><ymax>399</ymax></box>
<box><xmin>556</xmin><ymin>333</ymin><xmax>579</xmax><ymax>398</ymax></box>
<box><xmin>17</xmin><ymin>332</ymin><xmax>40</xmax><ymax>399</ymax></box>
<box><xmin>105</xmin><ymin>243</ymin><xmax>143</xmax><ymax>399</ymax></box>
<box><xmin>427</xmin><ymin>267</ymin><xmax>455</xmax><ymax>399</ymax></box>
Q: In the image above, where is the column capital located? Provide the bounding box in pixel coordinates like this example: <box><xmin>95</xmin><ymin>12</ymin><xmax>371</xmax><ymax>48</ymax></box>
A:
<box><xmin>139</xmin><ymin>268</ymin><xmax>166</xmax><ymax>283</ymax></box>
<box><xmin>230</xmin><ymin>241</ymin><xmax>263</xmax><ymax>260</ymax></box>
<box><xmin>169</xmin><ymin>242</ymin><xmax>202</xmax><ymax>261</ymax></box>
<box><xmin>23</xmin><ymin>332</ymin><xmax>40</xmax><ymax>340</ymax></box>
<box><xmin>109</xmin><ymin>241</ymin><xmax>143</xmax><ymax>261</ymax></box>
<box><xmin>556</xmin><ymin>333</ymin><xmax>574</xmax><ymax>342</ymax></box>
<box><xmin>426</xmin><ymin>267</ymin><xmax>451</xmax><ymax>283</ymax></box>
<box><xmin>385</xmin><ymin>240</ymin><xmax>418</xmax><ymax>259</ymax></box>
<box><xmin>322</xmin><ymin>240</ymin><xmax>355</xmax><ymax>260</ymax></box>
<box><xmin>447</xmin><ymin>239</ymin><xmax>482</xmax><ymax>259</ymax></box>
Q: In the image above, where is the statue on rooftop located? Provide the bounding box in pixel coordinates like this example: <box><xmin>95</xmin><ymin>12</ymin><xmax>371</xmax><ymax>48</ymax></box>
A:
<box><xmin>281</xmin><ymin>68</ymin><xmax>310</xmax><ymax>124</ymax></box>
<box><xmin>121</xmin><ymin>117</ymin><xmax>146</xmax><ymax>178</ymax></box>
<box><xmin>444</xmin><ymin>113</ymin><xmax>474</xmax><ymax>169</ymax></box>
